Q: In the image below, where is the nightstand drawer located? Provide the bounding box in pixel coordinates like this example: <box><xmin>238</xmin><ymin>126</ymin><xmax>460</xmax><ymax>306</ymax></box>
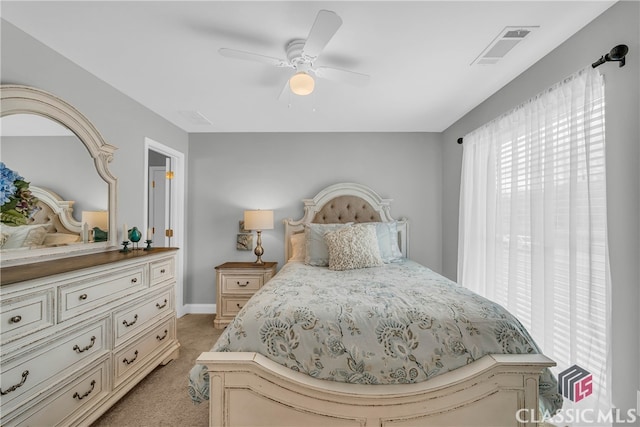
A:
<box><xmin>221</xmin><ymin>297</ymin><xmax>250</xmax><ymax>316</ymax></box>
<box><xmin>59</xmin><ymin>266</ymin><xmax>146</xmax><ymax>322</ymax></box>
<box><xmin>221</xmin><ymin>275</ymin><xmax>262</xmax><ymax>293</ymax></box>
<box><xmin>0</xmin><ymin>318</ymin><xmax>108</xmax><ymax>412</ymax></box>
<box><xmin>214</xmin><ymin>262</ymin><xmax>277</xmax><ymax>329</ymax></box>
<box><xmin>1</xmin><ymin>289</ymin><xmax>54</xmax><ymax>345</ymax></box>
<box><xmin>150</xmin><ymin>257</ymin><xmax>175</xmax><ymax>286</ymax></box>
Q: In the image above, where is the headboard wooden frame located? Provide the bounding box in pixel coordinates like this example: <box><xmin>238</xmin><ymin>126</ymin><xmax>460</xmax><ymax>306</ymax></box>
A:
<box><xmin>30</xmin><ymin>186</ymin><xmax>82</xmax><ymax>235</ymax></box>
<box><xmin>283</xmin><ymin>183</ymin><xmax>408</xmax><ymax>262</ymax></box>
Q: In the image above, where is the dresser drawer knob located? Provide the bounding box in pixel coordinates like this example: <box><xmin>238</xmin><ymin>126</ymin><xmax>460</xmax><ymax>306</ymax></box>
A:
<box><xmin>236</xmin><ymin>303</ymin><xmax>243</xmax><ymax>309</ymax></box>
<box><xmin>160</xmin><ymin>269</ymin><xmax>166</xmax><ymax>274</ymax></box>
<box><xmin>131</xmin><ymin>277</ymin><xmax>138</xmax><ymax>284</ymax></box>
<box><xmin>73</xmin><ymin>380</ymin><xmax>96</xmax><ymax>400</ymax></box>
<box><xmin>9</xmin><ymin>315</ymin><xmax>22</xmax><ymax>324</ymax></box>
<box><xmin>79</xmin><ymin>294</ymin><xmax>88</xmax><ymax>300</ymax></box>
<box><xmin>73</xmin><ymin>336</ymin><xmax>96</xmax><ymax>353</ymax></box>
<box><xmin>123</xmin><ymin>350</ymin><xmax>139</xmax><ymax>365</ymax></box>
<box><xmin>156</xmin><ymin>299</ymin><xmax>168</xmax><ymax>309</ymax></box>
<box><xmin>237</xmin><ymin>281</ymin><xmax>249</xmax><ymax>287</ymax></box>
<box><xmin>122</xmin><ymin>314</ymin><xmax>138</xmax><ymax>327</ymax></box>
<box><xmin>156</xmin><ymin>329</ymin><xmax>168</xmax><ymax>341</ymax></box>
<box><xmin>0</xmin><ymin>370</ymin><xmax>29</xmax><ymax>395</ymax></box>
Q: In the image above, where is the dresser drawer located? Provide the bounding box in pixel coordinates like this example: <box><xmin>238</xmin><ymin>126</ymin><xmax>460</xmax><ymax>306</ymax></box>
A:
<box><xmin>221</xmin><ymin>275</ymin><xmax>262</xmax><ymax>294</ymax></box>
<box><xmin>10</xmin><ymin>358</ymin><xmax>109</xmax><ymax>427</ymax></box>
<box><xmin>59</xmin><ymin>266</ymin><xmax>146</xmax><ymax>322</ymax></box>
<box><xmin>113</xmin><ymin>316</ymin><xmax>175</xmax><ymax>387</ymax></box>
<box><xmin>221</xmin><ymin>297</ymin><xmax>250</xmax><ymax>316</ymax></box>
<box><xmin>150</xmin><ymin>257</ymin><xmax>175</xmax><ymax>286</ymax></box>
<box><xmin>0</xmin><ymin>318</ymin><xmax>108</xmax><ymax>412</ymax></box>
<box><xmin>113</xmin><ymin>287</ymin><xmax>173</xmax><ymax>346</ymax></box>
<box><xmin>1</xmin><ymin>289</ymin><xmax>54</xmax><ymax>345</ymax></box>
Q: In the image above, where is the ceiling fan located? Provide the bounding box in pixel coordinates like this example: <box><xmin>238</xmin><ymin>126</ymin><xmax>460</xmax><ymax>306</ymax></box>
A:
<box><xmin>218</xmin><ymin>10</ymin><xmax>370</xmax><ymax>97</ymax></box>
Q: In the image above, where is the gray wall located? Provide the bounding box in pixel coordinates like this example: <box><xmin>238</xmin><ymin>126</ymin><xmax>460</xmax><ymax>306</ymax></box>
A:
<box><xmin>1</xmin><ymin>135</ymin><xmax>107</xmax><ymax>216</ymax></box>
<box><xmin>1</xmin><ymin>19</ymin><xmax>189</xmax><ymax>235</ymax></box>
<box><xmin>441</xmin><ymin>1</ymin><xmax>639</xmax><ymax>415</ymax></box>
<box><xmin>186</xmin><ymin>132</ymin><xmax>443</xmax><ymax>304</ymax></box>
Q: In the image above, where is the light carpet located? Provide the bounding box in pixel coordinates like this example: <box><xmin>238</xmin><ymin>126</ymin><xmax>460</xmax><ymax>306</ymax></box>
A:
<box><xmin>91</xmin><ymin>314</ymin><xmax>222</xmax><ymax>427</ymax></box>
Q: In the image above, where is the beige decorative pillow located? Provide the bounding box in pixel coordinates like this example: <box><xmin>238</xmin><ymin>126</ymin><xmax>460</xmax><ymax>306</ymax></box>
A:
<box><xmin>323</xmin><ymin>224</ymin><xmax>384</xmax><ymax>271</ymax></box>
<box><xmin>289</xmin><ymin>232</ymin><xmax>306</xmax><ymax>262</ymax></box>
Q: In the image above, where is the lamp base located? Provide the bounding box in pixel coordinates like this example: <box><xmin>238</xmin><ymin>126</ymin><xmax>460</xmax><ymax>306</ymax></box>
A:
<box><xmin>254</xmin><ymin>230</ymin><xmax>265</xmax><ymax>264</ymax></box>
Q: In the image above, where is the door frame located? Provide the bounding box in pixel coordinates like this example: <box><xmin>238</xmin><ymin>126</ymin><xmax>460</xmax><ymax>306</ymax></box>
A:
<box><xmin>144</xmin><ymin>137</ymin><xmax>186</xmax><ymax>317</ymax></box>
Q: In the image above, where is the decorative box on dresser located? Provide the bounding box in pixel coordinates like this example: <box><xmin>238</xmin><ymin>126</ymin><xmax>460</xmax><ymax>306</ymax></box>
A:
<box><xmin>214</xmin><ymin>262</ymin><xmax>277</xmax><ymax>329</ymax></box>
<box><xmin>0</xmin><ymin>248</ymin><xmax>180</xmax><ymax>427</ymax></box>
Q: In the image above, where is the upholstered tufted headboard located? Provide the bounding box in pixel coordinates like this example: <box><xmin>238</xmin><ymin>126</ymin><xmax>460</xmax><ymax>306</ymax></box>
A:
<box><xmin>284</xmin><ymin>183</ymin><xmax>408</xmax><ymax>262</ymax></box>
<box><xmin>29</xmin><ymin>186</ymin><xmax>82</xmax><ymax>235</ymax></box>
<box><xmin>312</xmin><ymin>195</ymin><xmax>382</xmax><ymax>224</ymax></box>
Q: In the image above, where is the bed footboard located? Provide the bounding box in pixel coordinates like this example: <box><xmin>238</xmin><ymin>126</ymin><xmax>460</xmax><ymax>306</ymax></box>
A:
<box><xmin>197</xmin><ymin>351</ymin><xmax>554</xmax><ymax>427</ymax></box>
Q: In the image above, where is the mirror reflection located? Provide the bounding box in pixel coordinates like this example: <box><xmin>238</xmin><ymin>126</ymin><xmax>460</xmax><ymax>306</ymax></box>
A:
<box><xmin>1</xmin><ymin>114</ymin><xmax>108</xmax><ymax>250</ymax></box>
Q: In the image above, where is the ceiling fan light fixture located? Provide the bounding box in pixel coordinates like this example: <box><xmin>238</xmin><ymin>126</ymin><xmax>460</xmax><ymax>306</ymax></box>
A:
<box><xmin>289</xmin><ymin>72</ymin><xmax>315</xmax><ymax>96</ymax></box>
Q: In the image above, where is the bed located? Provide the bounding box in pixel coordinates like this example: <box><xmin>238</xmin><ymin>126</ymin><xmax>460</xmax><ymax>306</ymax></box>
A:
<box><xmin>192</xmin><ymin>182</ymin><xmax>562</xmax><ymax>426</ymax></box>
<box><xmin>0</xmin><ymin>185</ymin><xmax>83</xmax><ymax>251</ymax></box>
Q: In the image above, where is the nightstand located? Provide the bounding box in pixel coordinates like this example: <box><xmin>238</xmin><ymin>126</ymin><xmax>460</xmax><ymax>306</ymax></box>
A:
<box><xmin>214</xmin><ymin>261</ymin><xmax>277</xmax><ymax>329</ymax></box>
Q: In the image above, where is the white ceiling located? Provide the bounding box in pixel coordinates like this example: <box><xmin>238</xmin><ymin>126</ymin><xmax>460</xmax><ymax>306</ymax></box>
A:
<box><xmin>1</xmin><ymin>1</ymin><xmax>616</xmax><ymax>133</ymax></box>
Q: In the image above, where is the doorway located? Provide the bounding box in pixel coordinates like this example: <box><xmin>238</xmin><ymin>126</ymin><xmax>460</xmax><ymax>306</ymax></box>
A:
<box><xmin>144</xmin><ymin>138</ymin><xmax>185</xmax><ymax>317</ymax></box>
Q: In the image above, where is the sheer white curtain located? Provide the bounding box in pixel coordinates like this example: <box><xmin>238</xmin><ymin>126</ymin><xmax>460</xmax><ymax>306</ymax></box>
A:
<box><xmin>458</xmin><ymin>67</ymin><xmax>611</xmax><ymax>416</ymax></box>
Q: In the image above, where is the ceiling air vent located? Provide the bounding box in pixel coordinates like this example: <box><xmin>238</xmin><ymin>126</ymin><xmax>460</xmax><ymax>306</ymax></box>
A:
<box><xmin>178</xmin><ymin>110</ymin><xmax>212</xmax><ymax>125</ymax></box>
<box><xmin>471</xmin><ymin>26</ymin><xmax>539</xmax><ymax>66</ymax></box>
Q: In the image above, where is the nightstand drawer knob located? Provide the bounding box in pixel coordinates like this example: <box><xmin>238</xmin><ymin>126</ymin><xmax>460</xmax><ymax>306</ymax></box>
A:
<box><xmin>237</xmin><ymin>280</ymin><xmax>249</xmax><ymax>287</ymax></box>
<box><xmin>131</xmin><ymin>277</ymin><xmax>138</xmax><ymax>284</ymax></box>
<box><xmin>236</xmin><ymin>303</ymin><xmax>243</xmax><ymax>309</ymax></box>
<box><xmin>79</xmin><ymin>294</ymin><xmax>88</xmax><ymax>300</ymax></box>
<box><xmin>10</xmin><ymin>315</ymin><xmax>22</xmax><ymax>324</ymax></box>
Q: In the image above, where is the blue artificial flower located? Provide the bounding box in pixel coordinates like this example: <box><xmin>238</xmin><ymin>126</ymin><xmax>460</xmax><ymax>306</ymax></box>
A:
<box><xmin>0</xmin><ymin>162</ymin><xmax>21</xmax><ymax>205</ymax></box>
<box><xmin>0</xmin><ymin>162</ymin><xmax>38</xmax><ymax>225</ymax></box>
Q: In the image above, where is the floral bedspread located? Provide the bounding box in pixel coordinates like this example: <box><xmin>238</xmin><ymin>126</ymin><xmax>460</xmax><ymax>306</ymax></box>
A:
<box><xmin>189</xmin><ymin>260</ymin><xmax>563</xmax><ymax>414</ymax></box>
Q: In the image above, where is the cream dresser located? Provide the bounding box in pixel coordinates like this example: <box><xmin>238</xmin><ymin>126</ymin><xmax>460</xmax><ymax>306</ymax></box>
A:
<box><xmin>0</xmin><ymin>248</ymin><xmax>180</xmax><ymax>426</ymax></box>
<box><xmin>213</xmin><ymin>262</ymin><xmax>277</xmax><ymax>329</ymax></box>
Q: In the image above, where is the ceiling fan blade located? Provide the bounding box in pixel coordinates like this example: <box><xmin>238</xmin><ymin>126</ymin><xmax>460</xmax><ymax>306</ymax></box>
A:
<box><xmin>218</xmin><ymin>48</ymin><xmax>289</xmax><ymax>67</ymax></box>
<box><xmin>314</xmin><ymin>66</ymin><xmax>370</xmax><ymax>87</ymax></box>
<box><xmin>302</xmin><ymin>10</ymin><xmax>342</xmax><ymax>60</ymax></box>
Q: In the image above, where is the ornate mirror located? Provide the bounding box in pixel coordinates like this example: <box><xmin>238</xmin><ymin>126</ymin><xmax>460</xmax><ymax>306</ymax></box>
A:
<box><xmin>1</xmin><ymin>85</ymin><xmax>117</xmax><ymax>265</ymax></box>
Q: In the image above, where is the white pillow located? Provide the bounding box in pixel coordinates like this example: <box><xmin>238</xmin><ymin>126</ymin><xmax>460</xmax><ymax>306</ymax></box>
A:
<box><xmin>372</xmin><ymin>221</ymin><xmax>404</xmax><ymax>263</ymax></box>
<box><xmin>288</xmin><ymin>232</ymin><xmax>306</xmax><ymax>262</ymax></box>
<box><xmin>0</xmin><ymin>224</ymin><xmax>49</xmax><ymax>249</ymax></box>
<box><xmin>323</xmin><ymin>224</ymin><xmax>384</xmax><ymax>271</ymax></box>
<box><xmin>304</xmin><ymin>223</ymin><xmax>352</xmax><ymax>266</ymax></box>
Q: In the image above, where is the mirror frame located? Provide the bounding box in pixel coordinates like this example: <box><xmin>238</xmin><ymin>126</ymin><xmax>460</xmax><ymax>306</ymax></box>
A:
<box><xmin>1</xmin><ymin>84</ymin><xmax>118</xmax><ymax>265</ymax></box>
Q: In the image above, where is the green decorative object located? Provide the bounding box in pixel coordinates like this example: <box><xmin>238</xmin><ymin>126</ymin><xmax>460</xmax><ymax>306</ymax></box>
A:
<box><xmin>93</xmin><ymin>227</ymin><xmax>108</xmax><ymax>242</ymax></box>
<box><xmin>129</xmin><ymin>226</ymin><xmax>142</xmax><ymax>250</ymax></box>
<box><xmin>128</xmin><ymin>226</ymin><xmax>142</xmax><ymax>242</ymax></box>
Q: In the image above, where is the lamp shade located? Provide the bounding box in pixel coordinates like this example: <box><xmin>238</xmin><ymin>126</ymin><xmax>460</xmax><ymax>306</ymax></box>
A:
<box><xmin>82</xmin><ymin>210</ymin><xmax>108</xmax><ymax>230</ymax></box>
<box><xmin>244</xmin><ymin>210</ymin><xmax>274</xmax><ymax>231</ymax></box>
<box><xmin>289</xmin><ymin>72</ymin><xmax>315</xmax><ymax>96</ymax></box>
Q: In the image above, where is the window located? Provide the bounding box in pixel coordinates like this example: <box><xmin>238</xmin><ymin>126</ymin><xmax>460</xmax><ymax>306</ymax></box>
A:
<box><xmin>458</xmin><ymin>67</ymin><xmax>610</xmax><ymax>416</ymax></box>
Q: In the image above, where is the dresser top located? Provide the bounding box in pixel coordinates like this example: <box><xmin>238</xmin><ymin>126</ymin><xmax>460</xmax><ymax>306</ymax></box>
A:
<box><xmin>0</xmin><ymin>248</ymin><xmax>178</xmax><ymax>286</ymax></box>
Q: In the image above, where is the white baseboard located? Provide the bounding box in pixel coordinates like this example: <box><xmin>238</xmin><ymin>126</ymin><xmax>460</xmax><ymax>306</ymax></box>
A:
<box><xmin>179</xmin><ymin>304</ymin><xmax>216</xmax><ymax>316</ymax></box>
